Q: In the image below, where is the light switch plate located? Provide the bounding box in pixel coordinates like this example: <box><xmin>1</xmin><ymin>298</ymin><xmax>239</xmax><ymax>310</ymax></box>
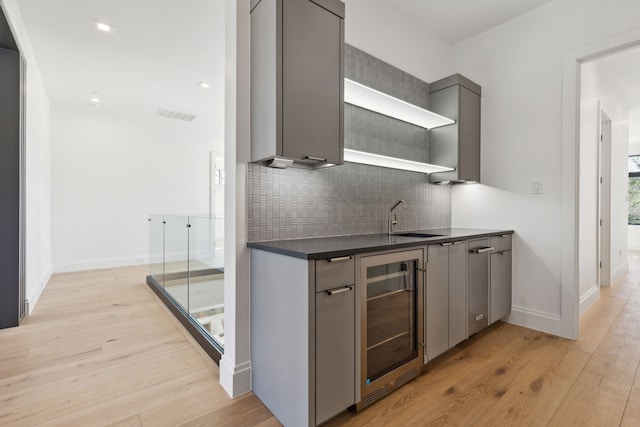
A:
<box><xmin>531</xmin><ymin>180</ymin><xmax>543</xmax><ymax>195</ymax></box>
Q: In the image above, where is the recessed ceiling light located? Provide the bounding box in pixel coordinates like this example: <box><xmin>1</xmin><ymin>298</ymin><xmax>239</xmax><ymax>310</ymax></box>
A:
<box><xmin>94</xmin><ymin>20</ymin><xmax>114</xmax><ymax>33</ymax></box>
<box><xmin>90</xmin><ymin>95</ymin><xmax>100</xmax><ymax>108</ymax></box>
<box><xmin>199</xmin><ymin>82</ymin><xmax>211</xmax><ymax>89</ymax></box>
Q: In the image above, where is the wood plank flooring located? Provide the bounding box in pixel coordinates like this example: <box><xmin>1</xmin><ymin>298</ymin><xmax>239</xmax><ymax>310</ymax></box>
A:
<box><xmin>327</xmin><ymin>253</ymin><xmax>640</xmax><ymax>427</ymax></box>
<box><xmin>2</xmin><ymin>254</ymin><xmax>640</xmax><ymax>426</ymax></box>
<box><xmin>0</xmin><ymin>265</ymin><xmax>276</xmax><ymax>426</ymax></box>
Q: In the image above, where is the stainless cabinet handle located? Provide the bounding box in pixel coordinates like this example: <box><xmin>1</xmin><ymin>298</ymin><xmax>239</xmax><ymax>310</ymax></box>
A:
<box><xmin>304</xmin><ymin>156</ymin><xmax>327</xmax><ymax>162</ymax></box>
<box><xmin>453</xmin><ymin>240</ymin><xmax>465</xmax><ymax>245</ymax></box>
<box><xmin>326</xmin><ymin>286</ymin><xmax>353</xmax><ymax>296</ymax></box>
<box><xmin>327</xmin><ymin>256</ymin><xmax>352</xmax><ymax>263</ymax></box>
<box><xmin>470</xmin><ymin>247</ymin><xmax>494</xmax><ymax>254</ymax></box>
<box><xmin>440</xmin><ymin>242</ymin><xmax>453</xmax><ymax>246</ymax></box>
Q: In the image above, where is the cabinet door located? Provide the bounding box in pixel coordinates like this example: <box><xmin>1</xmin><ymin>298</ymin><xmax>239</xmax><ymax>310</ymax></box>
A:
<box><xmin>468</xmin><ymin>239</ymin><xmax>489</xmax><ymax>336</ymax></box>
<box><xmin>457</xmin><ymin>86</ymin><xmax>481</xmax><ymax>182</ymax></box>
<box><xmin>316</xmin><ymin>286</ymin><xmax>355</xmax><ymax>425</ymax></box>
<box><xmin>490</xmin><ymin>250</ymin><xmax>512</xmax><ymax>324</ymax></box>
<box><xmin>426</xmin><ymin>245</ymin><xmax>449</xmax><ymax>362</ymax></box>
<box><xmin>448</xmin><ymin>241</ymin><xmax>467</xmax><ymax>347</ymax></box>
<box><xmin>283</xmin><ymin>0</ymin><xmax>343</xmax><ymax>164</ymax></box>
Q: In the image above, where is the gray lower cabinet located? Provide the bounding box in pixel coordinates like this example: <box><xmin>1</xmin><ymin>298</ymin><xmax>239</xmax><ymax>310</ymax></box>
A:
<box><xmin>448</xmin><ymin>242</ymin><xmax>468</xmax><ymax>347</ymax></box>
<box><xmin>490</xmin><ymin>235</ymin><xmax>512</xmax><ymax>324</ymax></box>
<box><xmin>467</xmin><ymin>238</ymin><xmax>490</xmax><ymax>335</ymax></box>
<box><xmin>467</xmin><ymin>235</ymin><xmax>513</xmax><ymax>336</ymax></box>
<box><xmin>251</xmin><ymin>249</ymin><xmax>354</xmax><ymax>427</ymax></box>
<box><xmin>315</xmin><ymin>258</ymin><xmax>355</xmax><ymax>425</ymax></box>
<box><xmin>250</xmin><ymin>0</ymin><xmax>345</xmax><ymax>167</ymax></box>
<box><xmin>425</xmin><ymin>241</ymin><xmax>467</xmax><ymax>362</ymax></box>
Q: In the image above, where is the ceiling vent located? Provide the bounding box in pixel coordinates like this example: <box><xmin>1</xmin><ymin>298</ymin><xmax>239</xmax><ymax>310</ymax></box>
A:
<box><xmin>155</xmin><ymin>109</ymin><xmax>198</xmax><ymax>122</ymax></box>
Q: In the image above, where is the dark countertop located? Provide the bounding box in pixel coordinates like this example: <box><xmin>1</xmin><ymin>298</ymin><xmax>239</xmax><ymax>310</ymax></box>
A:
<box><xmin>247</xmin><ymin>228</ymin><xmax>514</xmax><ymax>260</ymax></box>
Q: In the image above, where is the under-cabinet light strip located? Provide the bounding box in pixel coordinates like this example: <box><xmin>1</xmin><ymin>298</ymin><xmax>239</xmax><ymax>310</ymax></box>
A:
<box><xmin>344</xmin><ymin>149</ymin><xmax>455</xmax><ymax>174</ymax></box>
<box><xmin>344</xmin><ymin>79</ymin><xmax>455</xmax><ymax>130</ymax></box>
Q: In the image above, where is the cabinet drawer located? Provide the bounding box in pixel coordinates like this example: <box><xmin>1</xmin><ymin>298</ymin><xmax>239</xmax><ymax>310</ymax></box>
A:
<box><xmin>316</xmin><ymin>256</ymin><xmax>355</xmax><ymax>292</ymax></box>
<box><xmin>490</xmin><ymin>234</ymin><xmax>512</xmax><ymax>252</ymax></box>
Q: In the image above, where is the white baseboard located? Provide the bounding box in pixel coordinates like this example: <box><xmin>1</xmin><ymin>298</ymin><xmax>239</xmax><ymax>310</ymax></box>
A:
<box><xmin>579</xmin><ymin>284</ymin><xmax>600</xmax><ymax>317</ymax></box>
<box><xmin>506</xmin><ymin>305</ymin><xmax>566</xmax><ymax>337</ymax></box>
<box><xmin>611</xmin><ymin>260</ymin><xmax>629</xmax><ymax>285</ymax></box>
<box><xmin>26</xmin><ymin>265</ymin><xmax>52</xmax><ymax>315</ymax></box>
<box><xmin>26</xmin><ymin>267</ymin><xmax>52</xmax><ymax>314</ymax></box>
<box><xmin>220</xmin><ymin>357</ymin><xmax>252</xmax><ymax>398</ymax></box>
<box><xmin>52</xmin><ymin>256</ymin><xmax>148</xmax><ymax>273</ymax></box>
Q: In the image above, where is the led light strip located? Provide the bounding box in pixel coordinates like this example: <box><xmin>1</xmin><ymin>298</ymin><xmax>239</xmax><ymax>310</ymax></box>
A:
<box><xmin>344</xmin><ymin>79</ymin><xmax>455</xmax><ymax>129</ymax></box>
<box><xmin>344</xmin><ymin>149</ymin><xmax>454</xmax><ymax>174</ymax></box>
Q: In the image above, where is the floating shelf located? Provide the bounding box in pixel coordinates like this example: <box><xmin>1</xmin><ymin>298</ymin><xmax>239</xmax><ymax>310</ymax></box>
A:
<box><xmin>344</xmin><ymin>149</ymin><xmax>455</xmax><ymax>175</ymax></box>
<box><xmin>344</xmin><ymin>79</ymin><xmax>455</xmax><ymax>130</ymax></box>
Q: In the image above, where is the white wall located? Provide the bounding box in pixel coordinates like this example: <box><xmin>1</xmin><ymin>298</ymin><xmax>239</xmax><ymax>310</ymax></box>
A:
<box><xmin>1</xmin><ymin>0</ymin><xmax>52</xmax><ymax>313</ymax></box>
<box><xmin>342</xmin><ymin>0</ymin><xmax>453</xmax><ymax>82</ymax></box>
<box><xmin>611</xmin><ymin>117</ymin><xmax>629</xmax><ymax>280</ymax></box>
<box><xmin>451</xmin><ymin>0</ymin><xmax>640</xmax><ymax>337</ymax></box>
<box><xmin>631</xmin><ymin>110</ymin><xmax>640</xmax><ymax>151</ymax></box>
<box><xmin>50</xmin><ymin>104</ymin><xmax>217</xmax><ymax>272</ymax></box>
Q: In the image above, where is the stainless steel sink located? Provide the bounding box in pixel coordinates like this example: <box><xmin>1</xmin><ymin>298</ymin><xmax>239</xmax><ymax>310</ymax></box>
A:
<box><xmin>392</xmin><ymin>232</ymin><xmax>443</xmax><ymax>238</ymax></box>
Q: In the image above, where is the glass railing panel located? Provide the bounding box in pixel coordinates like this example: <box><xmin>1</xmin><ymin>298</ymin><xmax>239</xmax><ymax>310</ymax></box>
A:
<box><xmin>188</xmin><ymin>216</ymin><xmax>225</xmax><ymax>348</ymax></box>
<box><xmin>148</xmin><ymin>215</ymin><xmax>165</xmax><ymax>288</ymax></box>
<box><xmin>188</xmin><ymin>216</ymin><xmax>223</xmax><ymax>273</ymax></box>
<box><xmin>163</xmin><ymin>215</ymin><xmax>190</xmax><ymax>310</ymax></box>
<box><xmin>147</xmin><ymin>213</ymin><xmax>225</xmax><ymax>350</ymax></box>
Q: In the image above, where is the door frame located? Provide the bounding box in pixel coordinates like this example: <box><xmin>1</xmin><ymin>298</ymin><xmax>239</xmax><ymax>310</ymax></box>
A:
<box><xmin>562</xmin><ymin>29</ymin><xmax>640</xmax><ymax>339</ymax></box>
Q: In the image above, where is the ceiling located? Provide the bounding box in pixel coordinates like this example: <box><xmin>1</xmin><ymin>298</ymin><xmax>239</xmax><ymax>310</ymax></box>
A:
<box><xmin>17</xmin><ymin>0</ymin><xmax>225</xmax><ymax>138</ymax></box>
<box><xmin>16</xmin><ymin>0</ymin><xmax>637</xmax><ymax>152</ymax></box>
<box><xmin>15</xmin><ymin>0</ymin><xmax>556</xmax><ymax>136</ymax></box>
<box><xmin>382</xmin><ymin>0</ymin><xmax>554</xmax><ymax>44</ymax></box>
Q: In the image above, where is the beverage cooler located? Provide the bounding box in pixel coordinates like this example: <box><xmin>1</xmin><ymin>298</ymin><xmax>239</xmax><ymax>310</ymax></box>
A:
<box><xmin>358</xmin><ymin>248</ymin><xmax>424</xmax><ymax>409</ymax></box>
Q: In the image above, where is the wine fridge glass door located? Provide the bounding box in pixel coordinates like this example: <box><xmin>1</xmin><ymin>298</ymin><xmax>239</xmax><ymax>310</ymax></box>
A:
<box><xmin>359</xmin><ymin>248</ymin><xmax>424</xmax><ymax>404</ymax></box>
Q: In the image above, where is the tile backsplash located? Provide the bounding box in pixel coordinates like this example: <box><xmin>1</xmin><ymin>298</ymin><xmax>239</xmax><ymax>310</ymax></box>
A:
<box><xmin>247</xmin><ymin>44</ymin><xmax>451</xmax><ymax>242</ymax></box>
<box><xmin>248</xmin><ymin>163</ymin><xmax>451</xmax><ymax>241</ymax></box>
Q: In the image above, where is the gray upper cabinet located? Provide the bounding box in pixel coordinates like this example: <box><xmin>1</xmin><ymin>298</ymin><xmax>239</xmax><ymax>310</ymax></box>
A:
<box><xmin>250</xmin><ymin>0</ymin><xmax>345</xmax><ymax>168</ymax></box>
<box><xmin>428</xmin><ymin>74</ymin><xmax>481</xmax><ymax>183</ymax></box>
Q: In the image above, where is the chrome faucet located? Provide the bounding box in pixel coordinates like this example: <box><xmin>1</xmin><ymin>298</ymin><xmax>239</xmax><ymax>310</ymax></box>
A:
<box><xmin>388</xmin><ymin>199</ymin><xmax>407</xmax><ymax>235</ymax></box>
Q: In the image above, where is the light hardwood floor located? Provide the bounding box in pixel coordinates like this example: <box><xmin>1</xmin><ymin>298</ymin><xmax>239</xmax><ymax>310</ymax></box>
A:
<box><xmin>0</xmin><ymin>265</ymin><xmax>277</xmax><ymax>426</ymax></box>
<box><xmin>3</xmin><ymin>255</ymin><xmax>640</xmax><ymax>426</ymax></box>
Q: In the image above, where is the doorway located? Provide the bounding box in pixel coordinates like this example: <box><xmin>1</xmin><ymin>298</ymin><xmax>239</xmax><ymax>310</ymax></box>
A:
<box><xmin>575</xmin><ymin>42</ymin><xmax>640</xmax><ymax>319</ymax></box>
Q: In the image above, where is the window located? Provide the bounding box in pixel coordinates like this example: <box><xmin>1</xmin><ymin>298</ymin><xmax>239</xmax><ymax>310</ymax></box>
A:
<box><xmin>629</xmin><ymin>155</ymin><xmax>640</xmax><ymax>224</ymax></box>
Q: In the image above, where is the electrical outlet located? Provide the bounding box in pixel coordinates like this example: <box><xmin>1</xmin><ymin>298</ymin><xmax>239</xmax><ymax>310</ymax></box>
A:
<box><xmin>531</xmin><ymin>180</ymin><xmax>543</xmax><ymax>195</ymax></box>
